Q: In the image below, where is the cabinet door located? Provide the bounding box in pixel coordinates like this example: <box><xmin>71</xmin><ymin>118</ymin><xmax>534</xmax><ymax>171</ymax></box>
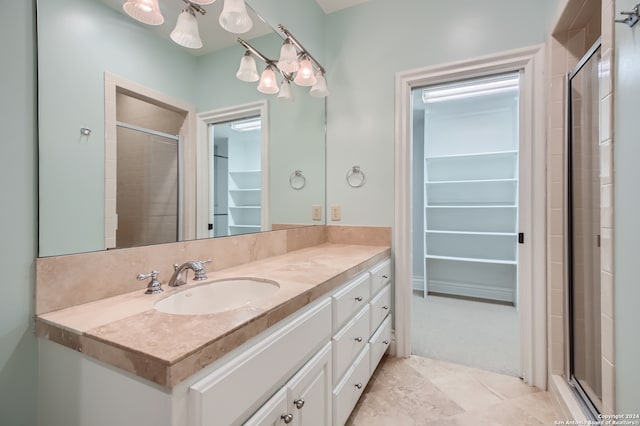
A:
<box><xmin>286</xmin><ymin>343</ymin><xmax>332</xmax><ymax>426</ymax></box>
<box><xmin>244</xmin><ymin>388</ymin><xmax>290</xmax><ymax>426</ymax></box>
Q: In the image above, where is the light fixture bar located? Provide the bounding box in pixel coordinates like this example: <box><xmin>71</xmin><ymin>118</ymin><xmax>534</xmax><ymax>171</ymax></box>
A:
<box><xmin>182</xmin><ymin>0</ymin><xmax>206</xmax><ymax>15</ymax></box>
<box><xmin>237</xmin><ymin>38</ymin><xmax>274</xmax><ymax>67</ymax></box>
<box><xmin>230</xmin><ymin>118</ymin><xmax>261</xmax><ymax>131</ymax></box>
<box><xmin>278</xmin><ymin>24</ymin><xmax>325</xmax><ymax>75</ymax></box>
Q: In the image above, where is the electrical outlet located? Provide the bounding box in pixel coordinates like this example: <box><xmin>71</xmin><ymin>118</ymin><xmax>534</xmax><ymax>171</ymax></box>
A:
<box><xmin>330</xmin><ymin>205</ymin><xmax>341</xmax><ymax>221</ymax></box>
<box><xmin>311</xmin><ymin>204</ymin><xmax>322</xmax><ymax>221</ymax></box>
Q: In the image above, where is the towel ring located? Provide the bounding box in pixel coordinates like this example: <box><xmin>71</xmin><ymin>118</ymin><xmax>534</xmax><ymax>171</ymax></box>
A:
<box><xmin>290</xmin><ymin>170</ymin><xmax>306</xmax><ymax>190</ymax></box>
<box><xmin>346</xmin><ymin>166</ymin><xmax>366</xmax><ymax>188</ymax></box>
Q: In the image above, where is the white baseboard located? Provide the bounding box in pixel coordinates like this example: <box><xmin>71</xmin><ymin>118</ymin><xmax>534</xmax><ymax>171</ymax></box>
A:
<box><xmin>428</xmin><ymin>279</ymin><xmax>514</xmax><ymax>303</ymax></box>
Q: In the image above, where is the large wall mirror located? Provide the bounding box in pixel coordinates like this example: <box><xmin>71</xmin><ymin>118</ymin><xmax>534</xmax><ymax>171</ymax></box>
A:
<box><xmin>37</xmin><ymin>0</ymin><xmax>326</xmax><ymax>257</ymax></box>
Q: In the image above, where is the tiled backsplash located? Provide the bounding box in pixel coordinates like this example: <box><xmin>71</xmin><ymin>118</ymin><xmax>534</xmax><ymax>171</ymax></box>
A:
<box><xmin>35</xmin><ymin>225</ymin><xmax>391</xmax><ymax>315</ymax></box>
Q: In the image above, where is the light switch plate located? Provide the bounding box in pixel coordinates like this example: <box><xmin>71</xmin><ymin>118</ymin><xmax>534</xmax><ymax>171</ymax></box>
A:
<box><xmin>330</xmin><ymin>205</ymin><xmax>341</xmax><ymax>221</ymax></box>
<box><xmin>312</xmin><ymin>204</ymin><xmax>322</xmax><ymax>221</ymax></box>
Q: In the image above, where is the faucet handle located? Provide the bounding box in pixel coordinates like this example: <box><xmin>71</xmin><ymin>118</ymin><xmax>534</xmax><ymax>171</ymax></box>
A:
<box><xmin>193</xmin><ymin>259</ymin><xmax>212</xmax><ymax>281</ymax></box>
<box><xmin>137</xmin><ymin>270</ymin><xmax>163</xmax><ymax>295</ymax></box>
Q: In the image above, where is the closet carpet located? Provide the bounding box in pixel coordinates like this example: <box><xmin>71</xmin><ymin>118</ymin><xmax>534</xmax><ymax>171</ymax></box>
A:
<box><xmin>410</xmin><ymin>293</ymin><xmax>520</xmax><ymax>377</ymax></box>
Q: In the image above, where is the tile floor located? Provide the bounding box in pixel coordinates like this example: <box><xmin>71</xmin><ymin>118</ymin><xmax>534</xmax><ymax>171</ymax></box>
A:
<box><xmin>347</xmin><ymin>355</ymin><xmax>561</xmax><ymax>425</ymax></box>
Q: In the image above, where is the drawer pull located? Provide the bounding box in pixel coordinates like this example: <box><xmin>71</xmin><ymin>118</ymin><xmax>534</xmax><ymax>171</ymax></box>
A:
<box><xmin>382</xmin><ymin>274</ymin><xmax>389</xmax><ymax>279</ymax></box>
<box><xmin>294</xmin><ymin>398</ymin><xmax>305</xmax><ymax>409</ymax></box>
<box><xmin>281</xmin><ymin>413</ymin><xmax>294</xmax><ymax>424</ymax></box>
<box><xmin>355</xmin><ymin>296</ymin><xmax>363</xmax><ymax>302</ymax></box>
<box><xmin>382</xmin><ymin>305</ymin><xmax>389</xmax><ymax>310</ymax></box>
<box><xmin>383</xmin><ymin>340</ymin><xmax>390</xmax><ymax>345</ymax></box>
<box><xmin>354</xmin><ymin>337</ymin><xmax>363</xmax><ymax>342</ymax></box>
<box><xmin>355</xmin><ymin>383</ymin><xmax>363</xmax><ymax>389</ymax></box>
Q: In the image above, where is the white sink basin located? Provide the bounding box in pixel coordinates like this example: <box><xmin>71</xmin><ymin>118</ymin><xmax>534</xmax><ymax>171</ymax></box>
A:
<box><xmin>154</xmin><ymin>278</ymin><xmax>280</xmax><ymax>315</ymax></box>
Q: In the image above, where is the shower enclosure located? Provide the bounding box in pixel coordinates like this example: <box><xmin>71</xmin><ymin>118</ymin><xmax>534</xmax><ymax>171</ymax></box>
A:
<box><xmin>567</xmin><ymin>40</ymin><xmax>602</xmax><ymax>416</ymax></box>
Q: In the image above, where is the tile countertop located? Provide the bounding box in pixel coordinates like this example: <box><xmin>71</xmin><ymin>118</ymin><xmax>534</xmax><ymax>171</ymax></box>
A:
<box><xmin>35</xmin><ymin>243</ymin><xmax>391</xmax><ymax>388</ymax></box>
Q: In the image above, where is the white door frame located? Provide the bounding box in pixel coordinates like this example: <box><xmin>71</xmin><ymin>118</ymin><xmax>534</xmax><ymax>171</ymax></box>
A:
<box><xmin>393</xmin><ymin>45</ymin><xmax>548</xmax><ymax>389</ymax></box>
<box><xmin>195</xmin><ymin>101</ymin><xmax>269</xmax><ymax>239</ymax></box>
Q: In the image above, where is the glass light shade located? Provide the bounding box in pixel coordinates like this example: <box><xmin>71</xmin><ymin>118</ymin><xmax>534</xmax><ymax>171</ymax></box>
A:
<box><xmin>277</xmin><ymin>80</ymin><xmax>294</xmax><ymax>102</ymax></box>
<box><xmin>310</xmin><ymin>74</ymin><xmax>329</xmax><ymax>97</ymax></box>
<box><xmin>293</xmin><ymin>57</ymin><xmax>317</xmax><ymax>87</ymax></box>
<box><xmin>257</xmin><ymin>66</ymin><xmax>279</xmax><ymax>95</ymax></box>
<box><xmin>189</xmin><ymin>0</ymin><xmax>217</xmax><ymax>4</ymax></box>
<box><xmin>219</xmin><ymin>0</ymin><xmax>253</xmax><ymax>34</ymax></box>
<box><xmin>236</xmin><ymin>53</ymin><xmax>259</xmax><ymax>82</ymax></box>
<box><xmin>170</xmin><ymin>9</ymin><xmax>203</xmax><ymax>49</ymax></box>
<box><xmin>277</xmin><ymin>41</ymin><xmax>300</xmax><ymax>74</ymax></box>
<box><xmin>123</xmin><ymin>0</ymin><xmax>164</xmax><ymax>25</ymax></box>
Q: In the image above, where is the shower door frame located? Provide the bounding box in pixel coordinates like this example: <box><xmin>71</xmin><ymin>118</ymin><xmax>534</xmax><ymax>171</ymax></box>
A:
<box><xmin>565</xmin><ymin>38</ymin><xmax>602</xmax><ymax>419</ymax></box>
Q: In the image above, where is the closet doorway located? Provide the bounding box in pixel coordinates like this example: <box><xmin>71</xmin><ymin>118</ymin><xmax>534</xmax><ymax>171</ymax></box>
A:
<box><xmin>411</xmin><ymin>72</ymin><xmax>524</xmax><ymax>376</ymax></box>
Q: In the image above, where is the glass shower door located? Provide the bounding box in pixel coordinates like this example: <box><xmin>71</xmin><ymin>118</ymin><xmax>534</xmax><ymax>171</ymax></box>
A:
<box><xmin>568</xmin><ymin>41</ymin><xmax>602</xmax><ymax>415</ymax></box>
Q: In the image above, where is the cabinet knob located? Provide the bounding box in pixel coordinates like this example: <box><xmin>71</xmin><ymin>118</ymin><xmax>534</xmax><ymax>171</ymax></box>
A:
<box><xmin>382</xmin><ymin>305</ymin><xmax>389</xmax><ymax>310</ymax></box>
<box><xmin>294</xmin><ymin>398</ymin><xmax>305</xmax><ymax>409</ymax></box>
<box><xmin>355</xmin><ymin>383</ymin><xmax>363</xmax><ymax>389</ymax></box>
<box><xmin>355</xmin><ymin>296</ymin><xmax>363</xmax><ymax>302</ymax></box>
<box><xmin>281</xmin><ymin>413</ymin><xmax>294</xmax><ymax>424</ymax></box>
<box><xmin>382</xmin><ymin>274</ymin><xmax>389</xmax><ymax>279</ymax></box>
<box><xmin>383</xmin><ymin>340</ymin><xmax>390</xmax><ymax>345</ymax></box>
<box><xmin>354</xmin><ymin>337</ymin><xmax>363</xmax><ymax>342</ymax></box>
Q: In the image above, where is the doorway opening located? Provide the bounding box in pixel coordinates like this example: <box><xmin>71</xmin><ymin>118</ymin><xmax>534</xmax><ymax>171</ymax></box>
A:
<box><xmin>410</xmin><ymin>73</ymin><xmax>522</xmax><ymax>376</ymax></box>
<box><xmin>209</xmin><ymin>116</ymin><xmax>263</xmax><ymax>237</ymax></box>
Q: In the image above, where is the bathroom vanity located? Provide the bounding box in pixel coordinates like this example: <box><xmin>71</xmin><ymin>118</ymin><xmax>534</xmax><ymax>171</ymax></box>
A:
<box><xmin>36</xmin><ymin>241</ymin><xmax>392</xmax><ymax>426</ymax></box>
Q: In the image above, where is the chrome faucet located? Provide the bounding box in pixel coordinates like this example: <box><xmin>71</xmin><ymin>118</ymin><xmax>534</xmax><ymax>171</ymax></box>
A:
<box><xmin>168</xmin><ymin>259</ymin><xmax>212</xmax><ymax>287</ymax></box>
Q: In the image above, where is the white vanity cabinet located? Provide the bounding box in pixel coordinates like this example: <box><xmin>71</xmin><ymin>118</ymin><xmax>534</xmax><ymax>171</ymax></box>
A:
<box><xmin>37</xmin><ymin>258</ymin><xmax>392</xmax><ymax>426</ymax></box>
<box><xmin>331</xmin><ymin>260</ymin><xmax>393</xmax><ymax>426</ymax></box>
<box><xmin>245</xmin><ymin>343</ymin><xmax>332</xmax><ymax>426</ymax></box>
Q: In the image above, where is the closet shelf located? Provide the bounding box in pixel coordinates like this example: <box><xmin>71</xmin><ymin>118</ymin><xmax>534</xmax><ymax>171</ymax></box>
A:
<box><xmin>425</xmin><ymin>230</ymin><xmax>517</xmax><ymax>237</ymax></box>
<box><xmin>426</xmin><ymin>205</ymin><xmax>517</xmax><ymax>209</ymax></box>
<box><xmin>229</xmin><ymin>189</ymin><xmax>261</xmax><ymax>193</ymax></box>
<box><xmin>425</xmin><ymin>255</ymin><xmax>517</xmax><ymax>265</ymax></box>
<box><xmin>426</xmin><ymin>178</ymin><xmax>517</xmax><ymax>185</ymax></box>
<box><xmin>425</xmin><ymin>150</ymin><xmax>518</xmax><ymax>160</ymax></box>
<box><xmin>229</xmin><ymin>224</ymin><xmax>261</xmax><ymax>229</ymax></box>
<box><xmin>229</xmin><ymin>206</ymin><xmax>261</xmax><ymax>209</ymax></box>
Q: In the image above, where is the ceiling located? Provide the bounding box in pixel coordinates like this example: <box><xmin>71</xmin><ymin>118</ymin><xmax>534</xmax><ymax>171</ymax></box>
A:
<box><xmin>314</xmin><ymin>0</ymin><xmax>370</xmax><ymax>14</ymax></box>
<box><xmin>101</xmin><ymin>0</ymin><xmax>370</xmax><ymax>56</ymax></box>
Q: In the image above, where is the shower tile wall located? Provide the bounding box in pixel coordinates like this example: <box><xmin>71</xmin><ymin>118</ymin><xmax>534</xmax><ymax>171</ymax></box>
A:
<box><xmin>546</xmin><ymin>0</ymin><xmax>615</xmax><ymax>415</ymax></box>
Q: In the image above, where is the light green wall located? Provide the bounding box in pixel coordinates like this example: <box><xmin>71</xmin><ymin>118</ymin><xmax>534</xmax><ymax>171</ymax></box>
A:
<box><xmin>38</xmin><ymin>0</ymin><xmax>199</xmax><ymax>256</ymax></box>
<box><xmin>0</xmin><ymin>0</ymin><xmax>38</xmax><ymax>424</ymax></box>
<box><xmin>324</xmin><ymin>0</ymin><xmax>557</xmax><ymax>226</ymax></box>
<box><xmin>613</xmin><ymin>0</ymin><xmax>640</xmax><ymax>413</ymax></box>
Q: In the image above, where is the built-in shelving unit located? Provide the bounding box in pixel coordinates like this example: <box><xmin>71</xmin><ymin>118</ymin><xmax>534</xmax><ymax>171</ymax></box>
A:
<box><xmin>423</xmin><ymin>150</ymin><xmax>519</xmax><ymax>304</ymax></box>
<box><xmin>228</xmin><ymin>170</ymin><xmax>261</xmax><ymax>235</ymax></box>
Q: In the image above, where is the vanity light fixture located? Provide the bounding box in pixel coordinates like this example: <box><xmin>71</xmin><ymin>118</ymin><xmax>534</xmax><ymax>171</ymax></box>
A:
<box><xmin>277</xmin><ymin>79</ymin><xmax>294</xmax><ymax>102</ymax></box>
<box><xmin>219</xmin><ymin>0</ymin><xmax>253</xmax><ymax>34</ymax></box>
<box><xmin>257</xmin><ymin>65</ymin><xmax>279</xmax><ymax>95</ymax></box>
<box><xmin>235</xmin><ymin>25</ymin><xmax>328</xmax><ymax>98</ymax></box>
<box><xmin>170</xmin><ymin>3</ymin><xmax>205</xmax><ymax>49</ymax></box>
<box><xmin>123</xmin><ymin>0</ymin><xmax>164</xmax><ymax>25</ymax></box>
<box><xmin>236</xmin><ymin>51</ymin><xmax>260</xmax><ymax>82</ymax></box>
<box><xmin>310</xmin><ymin>72</ymin><xmax>329</xmax><ymax>97</ymax></box>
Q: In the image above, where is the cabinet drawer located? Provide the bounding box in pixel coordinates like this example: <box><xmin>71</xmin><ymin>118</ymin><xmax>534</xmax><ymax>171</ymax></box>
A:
<box><xmin>332</xmin><ymin>346</ymin><xmax>370</xmax><ymax>426</ymax></box>
<box><xmin>243</xmin><ymin>387</ymin><xmax>288</xmax><ymax>426</ymax></box>
<box><xmin>332</xmin><ymin>273</ymin><xmax>370</xmax><ymax>332</ymax></box>
<box><xmin>189</xmin><ymin>298</ymin><xmax>332</xmax><ymax>426</ymax></box>
<box><xmin>369</xmin><ymin>259</ymin><xmax>391</xmax><ymax>295</ymax></box>
<box><xmin>369</xmin><ymin>284</ymin><xmax>391</xmax><ymax>333</ymax></box>
<box><xmin>332</xmin><ymin>305</ymin><xmax>370</xmax><ymax>383</ymax></box>
<box><xmin>369</xmin><ymin>315</ymin><xmax>392</xmax><ymax>377</ymax></box>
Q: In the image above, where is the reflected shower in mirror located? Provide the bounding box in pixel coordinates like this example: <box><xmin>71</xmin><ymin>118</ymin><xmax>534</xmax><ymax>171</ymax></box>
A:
<box><xmin>37</xmin><ymin>0</ymin><xmax>326</xmax><ymax>256</ymax></box>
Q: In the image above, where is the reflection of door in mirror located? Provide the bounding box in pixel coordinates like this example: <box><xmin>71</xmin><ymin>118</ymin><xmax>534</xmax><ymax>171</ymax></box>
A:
<box><xmin>210</xmin><ymin>116</ymin><xmax>262</xmax><ymax>237</ymax></box>
<box><xmin>115</xmin><ymin>94</ymin><xmax>183</xmax><ymax>248</ymax></box>
<box><xmin>104</xmin><ymin>73</ymin><xmax>197</xmax><ymax>250</ymax></box>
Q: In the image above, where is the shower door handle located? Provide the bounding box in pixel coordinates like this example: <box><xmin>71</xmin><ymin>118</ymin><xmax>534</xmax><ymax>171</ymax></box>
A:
<box><xmin>518</xmin><ymin>233</ymin><xmax>525</xmax><ymax>244</ymax></box>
